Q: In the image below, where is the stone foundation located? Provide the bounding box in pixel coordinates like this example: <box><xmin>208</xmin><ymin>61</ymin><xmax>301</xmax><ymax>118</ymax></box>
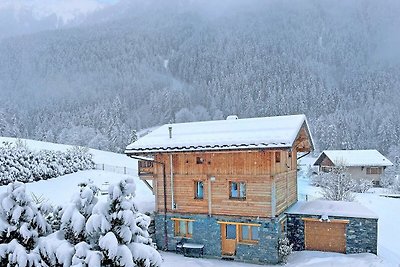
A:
<box><xmin>154</xmin><ymin>213</ymin><xmax>286</xmax><ymax>264</ymax></box>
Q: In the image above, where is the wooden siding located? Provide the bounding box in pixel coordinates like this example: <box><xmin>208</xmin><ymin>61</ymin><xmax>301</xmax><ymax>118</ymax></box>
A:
<box><xmin>152</xmin><ymin>149</ymin><xmax>298</xmax><ymax>218</ymax></box>
<box><xmin>293</xmin><ymin>124</ymin><xmax>313</xmax><ymax>152</ymax></box>
<box><xmin>320</xmin><ymin>156</ymin><xmax>334</xmax><ymax>167</ymax></box>
<box><xmin>304</xmin><ymin>218</ymin><xmax>348</xmax><ymax>253</ymax></box>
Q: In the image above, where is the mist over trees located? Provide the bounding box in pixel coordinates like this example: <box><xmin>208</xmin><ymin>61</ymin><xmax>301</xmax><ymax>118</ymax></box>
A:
<box><xmin>0</xmin><ymin>0</ymin><xmax>399</xmax><ymax>153</ymax></box>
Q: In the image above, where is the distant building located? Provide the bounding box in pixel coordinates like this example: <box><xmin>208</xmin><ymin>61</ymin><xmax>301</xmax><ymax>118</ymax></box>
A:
<box><xmin>313</xmin><ymin>150</ymin><xmax>393</xmax><ymax>186</ymax></box>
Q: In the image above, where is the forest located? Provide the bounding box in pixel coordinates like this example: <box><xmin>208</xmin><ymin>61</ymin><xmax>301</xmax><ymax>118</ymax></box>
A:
<box><xmin>0</xmin><ymin>0</ymin><xmax>399</xmax><ymax>155</ymax></box>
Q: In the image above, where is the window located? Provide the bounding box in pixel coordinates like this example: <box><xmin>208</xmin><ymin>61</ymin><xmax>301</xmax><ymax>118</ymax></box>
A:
<box><xmin>230</xmin><ymin>182</ymin><xmax>246</xmax><ymax>199</ymax></box>
<box><xmin>218</xmin><ymin>222</ymin><xmax>261</xmax><ymax>245</ymax></box>
<box><xmin>275</xmin><ymin>152</ymin><xmax>281</xmax><ymax>163</ymax></box>
<box><xmin>172</xmin><ymin>218</ymin><xmax>194</xmax><ymax>238</ymax></box>
<box><xmin>238</xmin><ymin>225</ymin><xmax>259</xmax><ymax>243</ymax></box>
<box><xmin>196</xmin><ymin>157</ymin><xmax>204</xmax><ymax>164</ymax></box>
<box><xmin>366</xmin><ymin>167</ymin><xmax>382</xmax><ymax>175</ymax></box>
<box><xmin>195</xmin><ymin>181</ymin><xmax>204</xmax><ymax>199</ymax></box>
<box><xmin>226</xmin><ymin>224</ymin><xmax>236</xmax><ymax>240</ymax></box>
<box><xmin>321</xmin><ymin>166</ymin><xmax>332</xmax><ymax>173</ymax></box>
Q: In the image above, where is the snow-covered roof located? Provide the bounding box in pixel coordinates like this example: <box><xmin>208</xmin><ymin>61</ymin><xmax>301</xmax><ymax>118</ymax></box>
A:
<box><xmin>125</xmin><ymin>114</ymin><xmax>314</xmax><ymax>154</ymax></box>
<box><xmin>314</xmin><ymin>150</ymin><xmax>393</xmax><ymax>167</ymax></box>
<box><xmin>286</xmin><ymin>200</ymin><xmax>378</xmax><ymax>219</ymax></box>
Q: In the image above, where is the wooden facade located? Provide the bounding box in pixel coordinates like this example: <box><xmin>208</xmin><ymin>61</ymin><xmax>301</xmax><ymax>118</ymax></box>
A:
<box><xmin>133</xmin><ymin>122</ymin><xmax>314</xmax><ymax>220</ymax></box>
<box><xmin>142</xmin><ymin>148</ymin><xmax>298</xmax><ymax>219</ymax></box>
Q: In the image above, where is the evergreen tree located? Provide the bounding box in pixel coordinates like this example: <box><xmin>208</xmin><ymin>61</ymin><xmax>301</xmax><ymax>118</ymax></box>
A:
<box><xmin>0</xmin><ymin>182</ymin><xmax>51</xmax><ymax>266</ymax></box>
<box><xmin>84</xmin><ymin>179</ymin><xmax>161</xmax><ymax>267</ymax></box>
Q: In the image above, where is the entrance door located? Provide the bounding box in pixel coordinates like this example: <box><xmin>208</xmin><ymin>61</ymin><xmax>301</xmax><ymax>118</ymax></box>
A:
<box><xmin>221</xmin><ymin>224</ymin><xmax>237</xmax><ymax>256</ymax></box>
<box><xmin>304</xmin><ymin>219</ymin><xmax>347</xmax><ymax>253</ymax></box>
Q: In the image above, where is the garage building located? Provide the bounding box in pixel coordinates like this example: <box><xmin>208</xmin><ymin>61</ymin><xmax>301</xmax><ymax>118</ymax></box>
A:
<box><xmin>286</xmin><ymin>200</ymin><xmax>378</xmax><ymax>254</ymax></box>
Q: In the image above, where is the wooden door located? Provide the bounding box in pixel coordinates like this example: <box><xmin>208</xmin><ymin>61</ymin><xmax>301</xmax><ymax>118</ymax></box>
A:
<box><xmin>304</xmin><ymin>219</ymin><xmax>347</xmax><ymax>253</ymax></box>
<box><xmin>221</xmin><ymin>224</ymin><xmax>237</xmax><ymax>256</ymax></box>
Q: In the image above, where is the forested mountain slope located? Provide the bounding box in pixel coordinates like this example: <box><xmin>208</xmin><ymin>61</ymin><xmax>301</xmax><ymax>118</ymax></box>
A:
<box><xmin>0</xmin><ymin>0</ymin><xmax>399</xmax><ymax>153</ymax></box>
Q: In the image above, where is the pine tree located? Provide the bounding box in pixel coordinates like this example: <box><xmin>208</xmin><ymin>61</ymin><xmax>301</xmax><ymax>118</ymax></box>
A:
<box><xmin>0</xmin><ymin>182</ymin><xmax>51</xmax><ymax>267</ymax></box>
<box><xmin>38</xmin><ymin>181</ymin><xmax>99</xmax><ymax>267</ymax></box>
<box><xmin>84</xmin><ymin>179</ymin><xmax>161</xmax><ymax>267</ymax></box>
<box><xmin>62</xmin><ymin>181</ymin><xmax>99</xmax><ymax>245</ymax></box>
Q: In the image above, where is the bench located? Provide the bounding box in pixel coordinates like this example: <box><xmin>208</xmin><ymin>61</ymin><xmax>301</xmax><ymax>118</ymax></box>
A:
<box><xmin>182</xmin><ymin>243</ymin><xmax>204</xmax><ymax>257</ymax></box>
<box><xmin>176</xmin><ymin>239</ymin><xmax>204</xmax><ymax>258</ymax></box>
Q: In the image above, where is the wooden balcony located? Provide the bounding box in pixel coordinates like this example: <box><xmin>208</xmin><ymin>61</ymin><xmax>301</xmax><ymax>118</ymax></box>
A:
<box><xmin>138</xmin><ymin>160</ymin><xmax>155</xmax><ymax>179</ymax></box>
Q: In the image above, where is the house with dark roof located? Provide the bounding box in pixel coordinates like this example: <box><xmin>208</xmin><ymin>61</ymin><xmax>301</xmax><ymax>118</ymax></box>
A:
<box><xmin>313</xmin><ymin>150</ymin><xmax>393</xmax><ymax>186</ymax></box>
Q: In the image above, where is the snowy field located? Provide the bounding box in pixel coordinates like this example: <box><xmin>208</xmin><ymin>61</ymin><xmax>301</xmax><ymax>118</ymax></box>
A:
<box><xmin>1</xmin><ymin>137</ymin><xmax>400</xmax><ymax>266</ymax></box>
<box><xmin>161</xmin><ymin>251</ymin><xmax>387</xmax><ymax>267</ymax></box>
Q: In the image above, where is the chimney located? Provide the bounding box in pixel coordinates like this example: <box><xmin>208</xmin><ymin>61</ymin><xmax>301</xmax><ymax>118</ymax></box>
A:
<box><xmin>168</xmin><ymin>126</ymin><xmax>172</xmax><ymax>139</ymax></box>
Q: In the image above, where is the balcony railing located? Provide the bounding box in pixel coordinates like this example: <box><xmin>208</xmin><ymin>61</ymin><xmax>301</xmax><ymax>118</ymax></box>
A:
<box><xmin>138</xmin><ymin>160</ymin><xmax>155</xmax><ymax>178</ymax></box>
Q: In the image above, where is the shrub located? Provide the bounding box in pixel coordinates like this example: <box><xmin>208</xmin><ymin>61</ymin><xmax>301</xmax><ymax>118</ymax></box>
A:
<box><xmin>0</xmin><ymin>144</ymin><xmax>94</xmax><ymax>185</ymax></box>
<box><xmin>278</xmin><ymin>237</ymin><xmax>293</xmax><ymax>264</ymax></box>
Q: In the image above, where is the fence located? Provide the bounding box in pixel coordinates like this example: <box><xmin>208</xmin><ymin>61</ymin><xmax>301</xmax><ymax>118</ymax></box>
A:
<box><xmin>95</xmin><ymin>163</ymin><xmax>137</xmax><ymax>176</ymax></box>
<box><xmin>298</xmin><ymin>193</ymin><xmax>320</xmax><ymax>202</ymax></box>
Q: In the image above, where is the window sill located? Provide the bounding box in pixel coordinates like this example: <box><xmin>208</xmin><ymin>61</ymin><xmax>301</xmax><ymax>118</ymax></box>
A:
<box><xmin>238</xmin><ymin>240</ymin><xmax>259</xmax><ymax>245</ymax></box>
<box><xmin>229</xmin><ymin>197</ymin><xmax>246</xmax><ymax>201</ymax></box>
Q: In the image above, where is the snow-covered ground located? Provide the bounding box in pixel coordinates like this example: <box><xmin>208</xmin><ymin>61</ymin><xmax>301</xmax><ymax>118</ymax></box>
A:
<box><xmin>161</xmin><ymin>251</ymin><xmax>387</xmax><ymax>267</ymax></box>
<box><xmin>0</xmin><ymin>170</ymin><xmax>155</xmax><ymax>213</ymax></box>
<box><xmin>1</xmin><ymin>138</ymin><xmax>399</xmax><ymax>266</ymax></box>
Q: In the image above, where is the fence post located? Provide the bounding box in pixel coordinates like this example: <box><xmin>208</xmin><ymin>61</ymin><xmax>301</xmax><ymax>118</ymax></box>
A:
<box><xmin>124</xmin><ymin>167</ymin><xmax>126</xmax><ymax>174</ymax></box>
<box><xmin>102</xmin><ymin>164</ymin><xmax>104</xmax><ymax>171</ymax></box>
<box><xmin>306</xmin><ymin>194</ymin><xmax>308</xmax><ymax>201</ymax></box>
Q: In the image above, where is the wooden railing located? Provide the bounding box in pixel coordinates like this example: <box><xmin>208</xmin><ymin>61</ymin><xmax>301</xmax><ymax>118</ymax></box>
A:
<box><xmin>138</xmin><ymin>160</ymin><xmax>155</xmax><ymax>178</ymax></box>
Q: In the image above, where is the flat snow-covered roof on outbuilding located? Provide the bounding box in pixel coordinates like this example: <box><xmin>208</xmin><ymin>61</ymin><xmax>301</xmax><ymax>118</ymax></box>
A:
<box><xmin>286</xmin><ymin>200</ymin><xmax>378</xmax><ymax>219</ymax></box>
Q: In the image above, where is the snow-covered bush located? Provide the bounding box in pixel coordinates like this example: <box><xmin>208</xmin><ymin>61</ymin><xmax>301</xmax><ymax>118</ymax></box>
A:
<box><xmin>319</xmin><ymin>165</ymin><xmax>355</xmax><ymax>201</ymax></box>
<box><xmin>38</xmin><ymin>181</ymin><xmax>99</xmax><ymax>266</ymax></box>
<box><xmin>311</xmin><ymin>172</ymin><xmax>327</xmax><ymax>187</ymax></box>
<box><xmin>84</xmin><ymin>179</ymin><xmax>161</xmax><ymax>267</ymax></box>
<box><xmin>0</xmin><ymin>182</ymin><xmax>51</xmax><ymax>266</ymax></box>
<box><xmin>353</xmin><ymin>178</ymin><xmax>373</xmax><ymax>193</ymax></box>
<box><xmin>38</xmin><ymin>179</ymin><xmax>161</xmax><ymax>267</ymax></box>
<box><xmin>278</xmin><ymin>237</ymin><xmax>293</xmax><ymax>264</ymax></box>
<box><xmin>0</xmin><ymin>144</ymin><xmax>94</xmax><ymax>185</ymax></box>
<box><xmin>62</xmin><ymin>181</ymin><xmax>99</xmax><ymax>245</ymax></box>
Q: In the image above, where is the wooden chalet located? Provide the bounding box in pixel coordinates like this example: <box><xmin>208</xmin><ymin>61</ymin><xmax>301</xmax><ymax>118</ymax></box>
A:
<box><xmin>125</xmin><ymin>114</ymin><xmax>314</xmax><ymax>264</ymax></box>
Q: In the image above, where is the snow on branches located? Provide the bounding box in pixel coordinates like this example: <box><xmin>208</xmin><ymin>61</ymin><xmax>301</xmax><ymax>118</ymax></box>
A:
<box><xmin>0</xmin><ymin>142</ymin><xmax>95</xmax><ymax>185</ymax></box>
<box><xmin>317</xmin><ymin>164</ymin><xmax>356</xmax><ymax>201</ymax></box>
<box><xmin>37</xmin><ymin>179</ymin><xmax>161</xmax><ymax>267</ymax></box>
<box><xmin>0</xmin><ymin>178</ymin><xmax>161</xmax><ymax>267</ymax></box>
<box><xmin>0</xmin><ymin>182</ymin><xmax>51</xmax><ymax>266</ymax></box>
<box><xmin>84</xmin><ymin>179</ymin><xmax>161</xmax><ymax>267</ymax></box>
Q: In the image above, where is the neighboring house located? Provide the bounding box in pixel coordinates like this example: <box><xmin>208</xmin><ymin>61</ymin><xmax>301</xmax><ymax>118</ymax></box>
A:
<box><xmin>125</xmin><ymin>115</ymin><xmax>378</xmax><ymax>264</ymax></box>
<box><xmin>313</xmin><ymin>150</ymin><xmax>393</xmax><ymax>186</ymax></box>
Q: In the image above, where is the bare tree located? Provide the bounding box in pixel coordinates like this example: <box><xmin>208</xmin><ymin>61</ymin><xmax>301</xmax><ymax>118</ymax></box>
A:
<box><xmin>319</xmin><ymin>163</ymin><xmax>355</xmax><ymax>201</ymax></box>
